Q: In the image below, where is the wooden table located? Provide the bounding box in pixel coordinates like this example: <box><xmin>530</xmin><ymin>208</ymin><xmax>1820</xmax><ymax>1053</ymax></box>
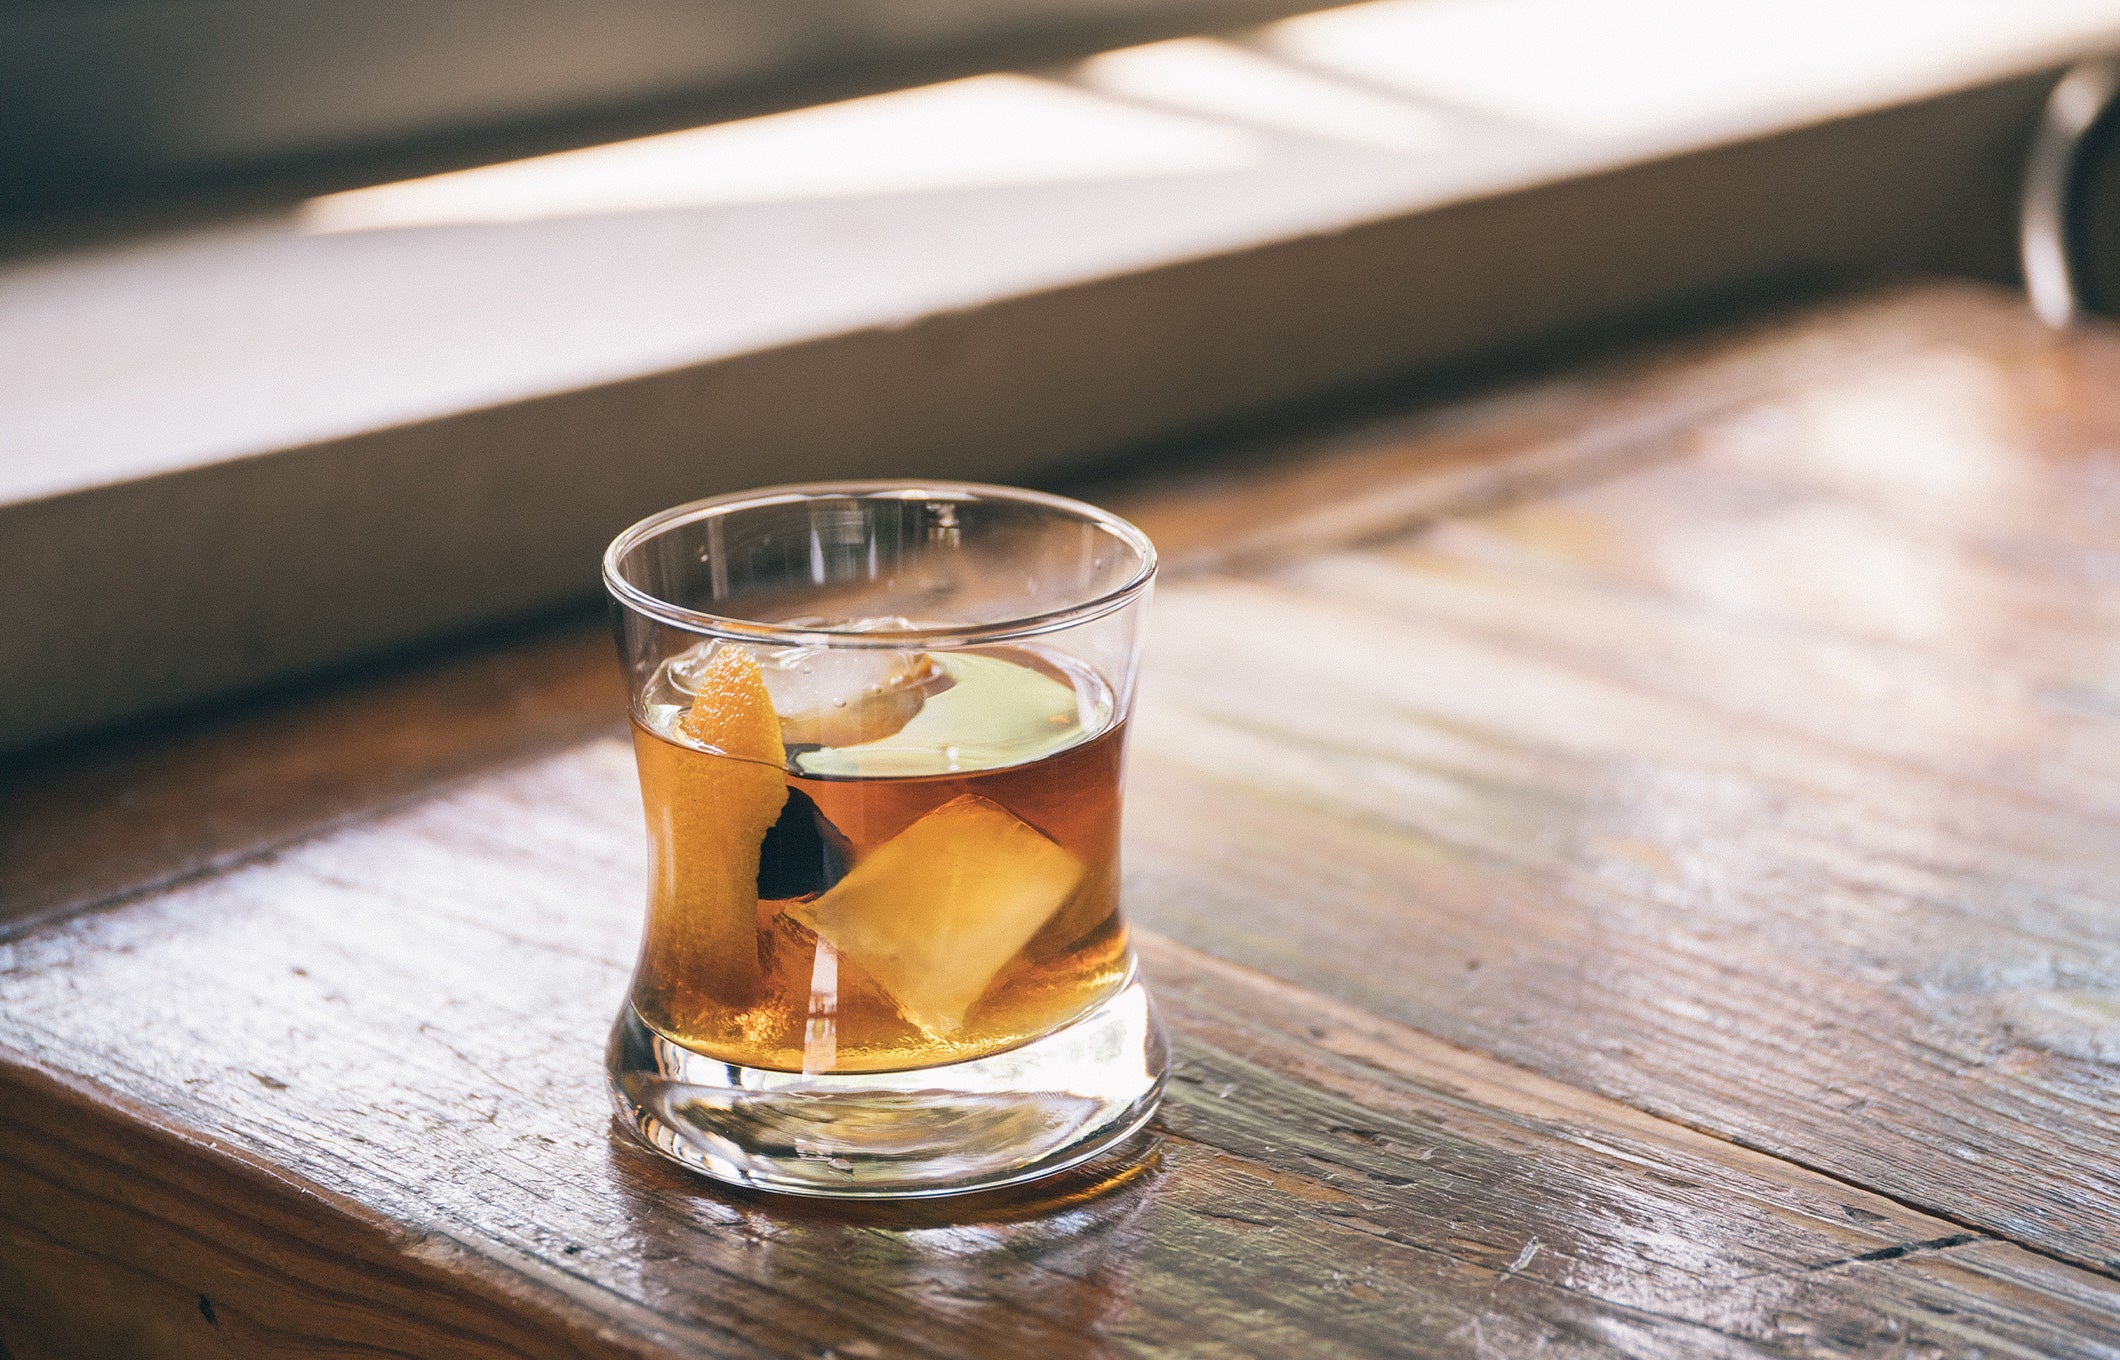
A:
<box><xmin>6</xmin><ymin>281</ymin><xmax>2120</xmax><ymax>1357</ymax></box>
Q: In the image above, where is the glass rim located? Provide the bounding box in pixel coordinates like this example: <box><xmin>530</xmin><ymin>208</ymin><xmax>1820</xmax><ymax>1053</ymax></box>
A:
<box><xmin>602</xmin><ymin>480</ymin><xmax>1158</xmax><ymax>647</ymax></box>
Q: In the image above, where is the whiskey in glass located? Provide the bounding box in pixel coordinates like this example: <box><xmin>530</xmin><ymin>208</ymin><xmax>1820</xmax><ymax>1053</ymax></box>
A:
<box><xmin>604</xmin><ymin>484</ymin><xmax>1163</xmax><ymax>1196</ymax></box>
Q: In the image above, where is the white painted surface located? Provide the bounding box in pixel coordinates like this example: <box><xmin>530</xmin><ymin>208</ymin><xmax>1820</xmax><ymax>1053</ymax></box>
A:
<box><xmin>6</xmin><ymin>0</ymin><xmax>2118</xmax><ymax>504</ymax></box>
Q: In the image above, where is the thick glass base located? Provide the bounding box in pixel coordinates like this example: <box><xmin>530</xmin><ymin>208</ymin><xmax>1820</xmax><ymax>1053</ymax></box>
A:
<box><xmin>607</xmin><ymin>974</ymin><xmax>1168</xmax><ymax>1198</ymax></box>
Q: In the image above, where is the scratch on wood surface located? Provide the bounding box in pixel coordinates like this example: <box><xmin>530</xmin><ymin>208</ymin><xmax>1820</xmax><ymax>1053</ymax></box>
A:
<box><xmin>1504</xmin><ymin>1238</ymin><xmax>1543</xmax><ymax>1276</ymax></box>
<box><xmin>1806</xmin><ymin>1234</ymin><xmax>1985</xmax><ymax>1272</ymax></box>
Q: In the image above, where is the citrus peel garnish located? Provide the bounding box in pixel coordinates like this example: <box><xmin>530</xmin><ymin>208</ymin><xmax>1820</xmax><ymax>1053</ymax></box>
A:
<box><xmin>641</xmin><ymin>645</ymin><xmax>787</xmax><ymax>1010</ymax></box>
<box><xmin>682</xmin><ymin>645</ymin><xmax>786</xmax><ymax>767</ymax></box>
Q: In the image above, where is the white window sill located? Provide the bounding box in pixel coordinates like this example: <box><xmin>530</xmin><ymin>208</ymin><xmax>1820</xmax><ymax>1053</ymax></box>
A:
<box><xmin>4</xmin><ymin>0</ymin><xmax>2116</xmax><ymax>751</ymax></box>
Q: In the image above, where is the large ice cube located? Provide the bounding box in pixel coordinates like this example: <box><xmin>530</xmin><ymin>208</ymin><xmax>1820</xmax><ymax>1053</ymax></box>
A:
<box><xmin>753</xmin><ymin>643</ymin><xmax>949</xmax><ymax>748</ymax></box>
<box><xmin>785</xmin><ymin>795</ymin><xmax>1084</xmax><ymax>1037</ymax></box>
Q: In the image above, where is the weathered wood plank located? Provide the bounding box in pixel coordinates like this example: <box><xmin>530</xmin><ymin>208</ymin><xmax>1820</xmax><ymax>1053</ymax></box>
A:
<box><xmin>8</xmin><ymin>281</ymin><xmax>2120</xmax><ymax>1353</ymax></box>
<box><xmin>4</xmin><ymin>738</ymin><xmax>2117</xmax><ymax>1357</ymax></box>
<box><xmin>1118</xmin><ymin>286</ymin><xmax>2120</xmax><ymax>1275</ymax></box>
<box><xmin>0</xmin><ymin>1061</ymin><xmax>657</xmax><ymax>1360</ymax></box>
<box><xmin>0</xmin><ymin>618</ymin><xmax>621</xmax><ymax>939</ymax></box>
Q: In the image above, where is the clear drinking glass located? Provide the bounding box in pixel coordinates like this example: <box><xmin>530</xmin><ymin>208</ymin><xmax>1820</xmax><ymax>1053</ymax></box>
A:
<box><xmin>603</xmin><ymin>482</ymin><xmax>1166</xmax><ymax>1197</ymax></box>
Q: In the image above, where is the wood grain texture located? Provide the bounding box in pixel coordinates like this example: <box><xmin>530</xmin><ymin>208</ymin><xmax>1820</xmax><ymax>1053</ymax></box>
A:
<box><xmin>7</xmin><ymin>280</ymin><xmax>2120</xmax><ymax>1354</ymax></box>
<box><xmin>0</xmin><ymin>617</ymin><xmax>622</xmax><ymax>939</ymax></box>
<box><xmin>3</xmin><ymin>740</ymin><xmax>2116</xmax><ymax>1358</ymax></box>
<box><xmin>1119</xmin><ymin>283</ymin><xmax>2120</xmax><ymax>1274</ymax></box>
<box><xmin>0</xmin><ymin>1060</ymin><xmax>649</xmax><ymax>1359</ymax></box>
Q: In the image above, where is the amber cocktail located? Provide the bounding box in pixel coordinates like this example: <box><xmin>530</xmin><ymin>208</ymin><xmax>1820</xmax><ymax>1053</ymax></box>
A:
<box><xmin>604</xmin><ymin>484</ymin><xmax>1163</xmax><ymax>1197</ymax></box>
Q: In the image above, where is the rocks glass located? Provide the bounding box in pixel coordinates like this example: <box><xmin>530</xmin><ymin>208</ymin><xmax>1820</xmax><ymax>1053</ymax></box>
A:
<box><xmin>603</xmin><ymin>483</ymin><xmax>1165</xmax><ymax>1196</ymax></box>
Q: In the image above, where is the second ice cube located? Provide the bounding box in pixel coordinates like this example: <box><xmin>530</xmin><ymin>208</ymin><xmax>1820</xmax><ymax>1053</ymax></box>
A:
<box><xmin>755</xmin><ymin>643</ymin><xmax>950</xmax><ymax>748</ymax></box>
